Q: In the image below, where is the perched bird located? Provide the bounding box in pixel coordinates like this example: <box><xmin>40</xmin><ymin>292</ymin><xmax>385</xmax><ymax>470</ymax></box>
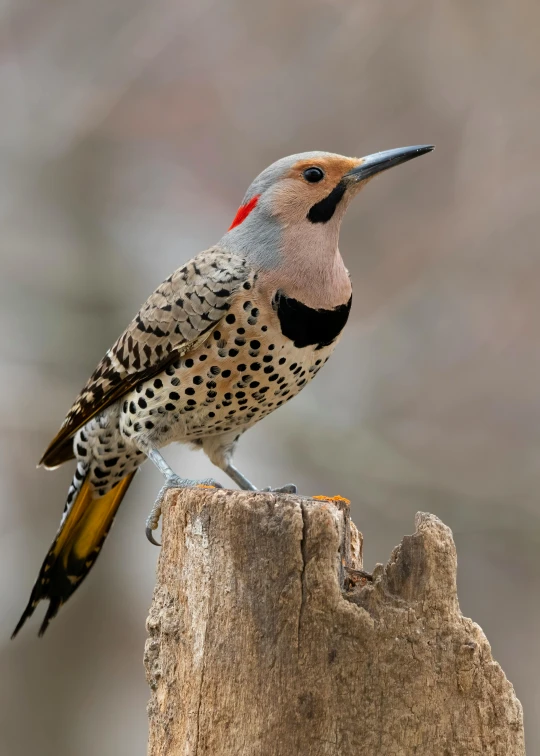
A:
<box><xmin>13</xmin><ymin>145</ymin><xmax>433</xmax><ymax>637</ymax></box>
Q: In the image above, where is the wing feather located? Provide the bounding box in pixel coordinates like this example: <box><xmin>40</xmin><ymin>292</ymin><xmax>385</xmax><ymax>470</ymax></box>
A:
<box><xmin>40</xmin><ymin>248</ymin><xmax>250</xmax><ymax>468</ymax></box>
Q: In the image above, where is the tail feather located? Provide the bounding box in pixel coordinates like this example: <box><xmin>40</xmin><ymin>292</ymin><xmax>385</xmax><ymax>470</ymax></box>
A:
<box><xmin>12</xmin><ymin>471</ymin><xmax>135</xmax><ymax>638</ymax></box>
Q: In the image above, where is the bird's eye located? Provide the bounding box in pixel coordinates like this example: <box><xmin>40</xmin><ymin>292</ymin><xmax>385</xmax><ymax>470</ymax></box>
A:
<box><xmin>303</xmin><ymin>167</ymin><xmax>325</xmax><ymax>183</ymax></box>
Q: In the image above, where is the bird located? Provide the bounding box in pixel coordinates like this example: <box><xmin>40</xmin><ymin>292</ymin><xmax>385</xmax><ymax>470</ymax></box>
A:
<box><xmin>12</xmin><ymin>144</ymin><xmax>433</xmax><ymax>637</ymax></box>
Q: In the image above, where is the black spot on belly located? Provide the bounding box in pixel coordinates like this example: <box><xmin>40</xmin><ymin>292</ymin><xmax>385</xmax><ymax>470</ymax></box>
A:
<box><xmin>273</xmin><ymin>291</ymin><xmax>352</xmax><ymax>349</ymax></box>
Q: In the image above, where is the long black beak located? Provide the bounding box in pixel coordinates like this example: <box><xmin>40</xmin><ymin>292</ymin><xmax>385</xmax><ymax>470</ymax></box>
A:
<box><xmin>344</xmin><ymin>145</ymin><xmax>434</xmax><ymax>183</ymax></box>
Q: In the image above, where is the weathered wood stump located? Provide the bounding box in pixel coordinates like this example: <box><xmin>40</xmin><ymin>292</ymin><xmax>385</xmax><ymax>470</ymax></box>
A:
<box><xmin>145</xmin><ymin>489</ymin><xmax>525</xmax><ymax>755</ymax></box>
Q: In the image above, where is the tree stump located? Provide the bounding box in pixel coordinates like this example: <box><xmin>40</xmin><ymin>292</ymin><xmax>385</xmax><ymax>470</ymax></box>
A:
<box><xmin>144</xmin><ymin>489</ymin><xmax>525</xmax><ymax>755</ymax></box>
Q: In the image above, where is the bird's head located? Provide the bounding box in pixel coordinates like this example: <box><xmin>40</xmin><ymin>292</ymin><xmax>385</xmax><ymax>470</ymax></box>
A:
<box><xmin>220</xmin><ymin>146</ymin><xmax>433</xmax><ymax>268</ymax></box>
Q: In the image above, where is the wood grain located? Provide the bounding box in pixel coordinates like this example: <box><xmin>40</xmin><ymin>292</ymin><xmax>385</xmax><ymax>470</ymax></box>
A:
<box><xmin>145</xmin><ymin>490</ymin><xmax>525</xmax><ymax>756</ymax></box>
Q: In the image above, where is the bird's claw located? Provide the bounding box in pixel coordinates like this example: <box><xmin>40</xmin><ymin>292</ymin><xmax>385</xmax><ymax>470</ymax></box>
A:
<box><xmin>165</xmin><ymin>474</ymin><xmax>223</xmax><ymax>490</ymax></box>
<box><xmin>145</xmin><ymin>476</ymin><xmax>223</xmax><ymax>546</ymax></box>
<box><xmin>145</xmin><ymin>526</ymin><xmax>161</xmax><ymax>547</ymax></box>
<box><xmin>261</xmin><ymin>483</ymin><xmax>297</xmax><ymax>494</ymax></box>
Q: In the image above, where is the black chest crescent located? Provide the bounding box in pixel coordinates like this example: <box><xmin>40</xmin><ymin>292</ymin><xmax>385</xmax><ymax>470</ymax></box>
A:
<box><xmin>273</xmin><ymin>290</ymin><xmax>352</xmax><ymax>350</ymax></box>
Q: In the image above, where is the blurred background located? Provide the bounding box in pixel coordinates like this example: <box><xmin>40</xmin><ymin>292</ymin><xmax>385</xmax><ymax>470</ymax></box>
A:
<box><xmin>1</xmin><ymin>0</ymin><xmax>539</xmax><ymax>752</ymax></box>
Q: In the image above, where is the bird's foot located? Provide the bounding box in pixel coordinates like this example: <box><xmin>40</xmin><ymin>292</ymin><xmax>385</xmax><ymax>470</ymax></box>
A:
<box><xmin>145</xmin><ymin>475</ymin><xmax>223</xmax><ymax>545</ymax></box>
<box><xmin>261</xmin><ymin>483</ymin><xmax>297</xmax><ymax>494</ymax></box>
<box><xmin>165</xmin><ymin>473</ymin><xmax>223</xmax><ymax>491</ymax></box>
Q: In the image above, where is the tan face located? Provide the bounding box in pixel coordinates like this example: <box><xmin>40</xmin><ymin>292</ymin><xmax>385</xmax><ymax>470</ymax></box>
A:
<box><xmin>269</xmin><ymin>155</ymin><xmax>365</xmax><ymax>223</ymax></box>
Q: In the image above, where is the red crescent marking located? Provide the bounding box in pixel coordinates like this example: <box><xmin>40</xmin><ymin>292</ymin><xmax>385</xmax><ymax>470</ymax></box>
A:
<box><xmin>228</xmin><ymin>194</ymin><xmax>260</xmax><ymax>231</ymax></box>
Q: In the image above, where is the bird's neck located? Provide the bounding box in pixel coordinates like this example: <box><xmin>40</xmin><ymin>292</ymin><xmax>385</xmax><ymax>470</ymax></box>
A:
<box><xmin>271</xmin><ymin>220</ymin><xmax>351</xmax><ymax>309</ymax></box>
<box><xmin>220</xmin><ymin>213</ymin><xmax>351</xmax><ymax>310</ymax></box>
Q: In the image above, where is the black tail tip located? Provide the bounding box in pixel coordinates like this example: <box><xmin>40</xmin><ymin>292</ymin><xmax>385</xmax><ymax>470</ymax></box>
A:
<box><xmin>11</xmin><ymin>597</ymin><xmax>62</xmax><ymax>639</ymax></box>
<box><xmin>11</xmin><ymin>600</ymin><xmax>37</xmax><ymax>639</ymax></box>
<box><xmin>38</xmin><ymin>598</ymin><xmax>63</xmax><ymax>637</ymax></box>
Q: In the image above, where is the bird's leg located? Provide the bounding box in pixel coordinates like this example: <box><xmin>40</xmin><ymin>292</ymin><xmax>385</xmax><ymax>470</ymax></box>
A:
<box><xmin>223</xmin><ymin>463</ymin><xmax>297</xmax><ymax>495</ymax></box>
<box><xmin>134</xmin><ymin>439</ymin><xmax>222</xmax><ymax>545</ymax></box>
<box><xmin>203</xmin><ymin>439</ymin><xmax>297</xmax><ymax>495</ymax></box>
<box><xmin>223</xmin><ymin>463</ymin><xmax>256</xmax><ymax>490</ymax></box>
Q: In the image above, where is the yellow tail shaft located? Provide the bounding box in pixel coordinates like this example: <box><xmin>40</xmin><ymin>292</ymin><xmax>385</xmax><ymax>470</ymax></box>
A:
<box><xmin>12</xmin><ymin>471</ymin><xmax>135</xmax><ymax>637</ymax></box>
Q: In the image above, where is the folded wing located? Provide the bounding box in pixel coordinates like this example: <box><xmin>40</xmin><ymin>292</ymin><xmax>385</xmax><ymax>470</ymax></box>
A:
<box><xmin>40</xmin><ymin>249</ymin><xmax>250</xmax><ymax>468</ymax></box>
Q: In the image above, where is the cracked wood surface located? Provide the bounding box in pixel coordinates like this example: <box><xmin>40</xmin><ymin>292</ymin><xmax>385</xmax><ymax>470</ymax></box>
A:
<box><xmin>145</xmin><ymin>490</ymin><xmax>525</xmax><ymax>756</ymax></box>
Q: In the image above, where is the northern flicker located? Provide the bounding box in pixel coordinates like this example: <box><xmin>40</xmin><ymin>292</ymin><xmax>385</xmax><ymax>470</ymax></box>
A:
<box><xmin>13</xmin><ymin>145</ymin><xmax>433</xmax><ymax>636</ymax></box>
